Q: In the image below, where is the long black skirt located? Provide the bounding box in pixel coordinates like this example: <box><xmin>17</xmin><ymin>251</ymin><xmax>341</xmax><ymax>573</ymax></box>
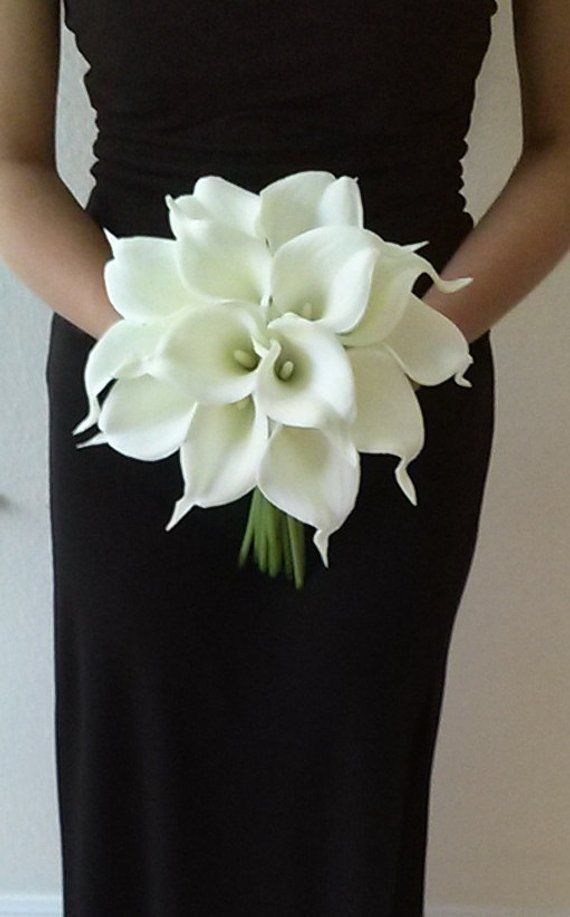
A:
<box><xmin>46</xmin><ymin>302</ymin><xmax>495</xmax><ymax>915</ymax></box>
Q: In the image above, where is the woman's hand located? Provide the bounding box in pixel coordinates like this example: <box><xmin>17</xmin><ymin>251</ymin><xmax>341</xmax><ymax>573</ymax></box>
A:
<box><xmin>92</xmin><ymin>310</ymin><xmax>122</xmax><ymax>341</ymax></box>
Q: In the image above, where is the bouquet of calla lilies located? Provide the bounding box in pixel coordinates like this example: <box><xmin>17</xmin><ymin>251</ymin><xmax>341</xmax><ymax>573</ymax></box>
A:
<box><xmin>73</xmin><ymin>170</ymin><xmax>474</xmax><ymax>589</ymax></box>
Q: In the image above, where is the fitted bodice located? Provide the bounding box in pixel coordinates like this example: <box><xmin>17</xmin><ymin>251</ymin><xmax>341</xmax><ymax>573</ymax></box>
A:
<box><xmin>62</xmin><ymin>0</ymin><xmax>498</xmax><ymax>276</ymax></box>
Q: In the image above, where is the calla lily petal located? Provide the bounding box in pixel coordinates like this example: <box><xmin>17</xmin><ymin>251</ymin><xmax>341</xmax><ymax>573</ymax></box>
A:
<box><xmin>380</xmin><ymin>292</ymin><xmax>474</xmax><ymax>386</ymax></box>
<box><xmin>72</xmin><ymin>320</ymin><xmax>165</xmax><ymax>435</ymax></box>
<box><xmin>103</xmin><ymin>234</ymin><xmax>201</xmax><ymax>321</ymax></box>
<box><xmin>257</xmin><ymin>312</ymin><xmax>357</xmax><ymax>428</ymax></box>
<box><xmin>258</xmin><ymin>170</ymin><xmax>337</xmax><ymax>251</ymax></box>
<box><xmin>256</xmin><ymin>422</ymin><xmax>361</xmax><ymax>568</ymax></box>
<box><xmin>76</xmin><ymin>431</ymin><xmax>107</xmax><ymax>449</ymax></box>
<box><xmin>348</xmin><ymin>345</ymin><xmax>424</xmax><ymax>504</ymax></box>
<box><xmin>93</xmin><ymin>374</ymin><xmax>197</xmax><ymax>461</ymax></box>
<box><xmin>318</xmin><ymin>175</ymin><xmax>364</xmax><ymax>228</ymax></box>
<box><xmin>258</xmin><ymin>172</ymin><xmax>364</xmax><ymax>250</ymax></box>
<box><xmin>166</xmin><ymin>176</ymin><xmax>261</xmax><ymax>239</ymax></box>
<box><xmin>151</xmin><ymin>300</ymin><xmax>267</xmax><ymax>403</ymax></box>
<box><xmin>270</xmin><ymin>224</ymin><xmax>379</xmax><ymax>333</ymax></box>
<box><xmin>164</xmin><ymin>193</ymin><xmax>209</xmax><ymax>225</ymax></box>
<box><xmin>341</xmin><ymin>235</ymin><xmax>473</xmax><ymax>347</ymax></box>
<box><xmin>165</xmin><ymin>396</ymin><xmax>269</xmax><ymax>530</ymax></box>
<box><xmin>339</xmin><ymin>254</ymin><xmax>428</xmax><ymax>347</ymax></box>
<box><xmin>170</xmin><ymin>218</ymin><xmax>272</xmax><ymax>304</ymax></box>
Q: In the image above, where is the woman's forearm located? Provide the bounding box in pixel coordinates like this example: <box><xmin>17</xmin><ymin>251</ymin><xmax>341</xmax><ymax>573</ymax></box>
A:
<box><xmin>421</xmin><ymin>143</ymin><xmax>570</xmax><ymax>345</ymax></box>
<box><xmin>0</xmin><ymin>160</ymin><xmax>121</xmax><ymax>341</ymax></box>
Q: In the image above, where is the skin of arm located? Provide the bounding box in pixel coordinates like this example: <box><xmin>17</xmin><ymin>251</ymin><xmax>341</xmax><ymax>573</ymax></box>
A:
<box><xmin>0</xmin><ymin>0</ymin><xmax>120</xmax><ymax>341</ymax></box>
<box><xmin>421</xmin><ymin>0</ymin><xmax>570</xmax><ymax>346</ymax></box>
<box><xmin>0</xmin><ymin>0</ymin><xmax>568</xmax><ymax>345</ymax></box>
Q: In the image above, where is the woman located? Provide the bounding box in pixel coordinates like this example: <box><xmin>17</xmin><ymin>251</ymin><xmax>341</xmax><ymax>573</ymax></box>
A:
<box><xmin>0</xmin><ymin>0</ymin><xmax>568</xmax><ymax>913</ymax></box>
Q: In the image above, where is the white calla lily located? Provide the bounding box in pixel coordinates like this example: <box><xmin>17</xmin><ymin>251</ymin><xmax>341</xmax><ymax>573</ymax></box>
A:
<box><xmin>256</xmin><ymin>421</ymin><xmax>361</xmax><ymax>568</ymax></box>
<box><xmin>151</xmin><ymin>300</ymin><xmax>268</xmax><ymax>403</ymax></box>
<box><xmin>258</xmin><ymin>170</ymin><xmax>364</xmax><ymax>251</ymax></box>
<box><xmin>255</xmin><ymin>313</ymin><xmax>357</xmax><ymax>428</ymax></box>
<box><xmin>103</xmin><ymin>231</ymin><xmax>204</xmax><ymax>321</ymax></box>
<box><xmin>73</xmin><ymin>319</ymin><xmax>168</xmax><ymax>435</ymax></box>
<box><xmin>347</xmin><ymin>346</ymin><xmax>425</xmax><ymax>505</ymax></box>
<box><xmin>269</xmin><ymin>224</ymin><xmax>380</xmax><ymax>333</ymax></box>
<box><xmin>165</xmin><ymin>176</ymin><xmax>261</xmax><ymax>239</ymax></box>
<box><xmin>165</xmin><ymin>395</ymin><xmax>269</xmax><ymax>530</ymax></box>
<box><xmin>339</xmin><ymin>233</ymin><xmax>474</xmax><ymax>348</ymax></box>
<box><xmin>78</xmin><ymin>374</ymin><xmax>197</xmax><ymax>461</ymax></box>
<box><xmin>378</xmin><ymin>291</ymin><xmax>474</xmax><ymax>386</ymax></box>
<box><xmin>167</xmin><ymin>217</ymin><xmax>272</xmax><ymax>305</ymax></box>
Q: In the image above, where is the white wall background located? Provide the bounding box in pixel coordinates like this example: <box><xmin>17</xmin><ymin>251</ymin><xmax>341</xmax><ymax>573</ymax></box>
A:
<box><xmin>0</xmin><ymin>1</ymin><xmax>569</xmax><ymax>914</ymax></box>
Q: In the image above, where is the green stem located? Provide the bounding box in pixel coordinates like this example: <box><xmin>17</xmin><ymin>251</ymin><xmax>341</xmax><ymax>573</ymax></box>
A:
<box><xmin>286</xmin><ymin>513</ymin><xmax>305</xmax><ymax>590</ymax></box>
<box><xmin>265</xmin><ymin>499</ymin><xmax>282</xmax><ymax>577</ymax></box>
<box><xmin>237</xmin><ymin>488</ymin><xmax>307</xmax><ymax>588</ymax></box>
<box><xmin>238</xmin><ymin>488</ymin><xmax>258</xmax><ymax>568</ymax></box>
<box><xmin>295</xmin><ymin>517</ymin><xmax>306</xmax><ymax>587</ymax></box>
<box><xmin>251</xmin><ymin>488</ymin><xmax>261</xmax><ymax>569</ymax></box>
<box><xmin>280</xmin><ymin>510</ymin><xmax>293</xmax><ymax>579</ymax></box>
<box><xmin>256</xmin><ymin>489</ymin><xmax>268</xmax><ymax>573</ymax></box>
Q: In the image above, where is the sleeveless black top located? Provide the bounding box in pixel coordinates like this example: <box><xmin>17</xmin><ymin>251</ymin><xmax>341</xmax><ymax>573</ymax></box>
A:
<box><xmin>62</xmin><ymin>0</ymin><xmax>498</xmax><ymax>279</ymax></box>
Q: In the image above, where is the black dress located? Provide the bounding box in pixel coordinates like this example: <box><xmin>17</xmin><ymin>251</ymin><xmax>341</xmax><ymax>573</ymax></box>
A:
<box><xmin>46</xmin><ymin>1</ymin><xmax>498</xmax><ymax>913</ymax></box>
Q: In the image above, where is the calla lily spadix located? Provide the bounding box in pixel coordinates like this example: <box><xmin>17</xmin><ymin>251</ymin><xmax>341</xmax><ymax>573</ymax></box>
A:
<box><xmin>72</xmin><ymin>169</ymin><xmax>476</xmax><ymax>588</ymax></box>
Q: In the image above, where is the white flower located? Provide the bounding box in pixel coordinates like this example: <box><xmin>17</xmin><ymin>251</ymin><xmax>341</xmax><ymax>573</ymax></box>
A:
<box><xmin>165</xmin><ymin>169</ymin><xmax>364</xmax><ymax>256</ymax></box>
<box><xmin>72</xmin><ymin>317</ymin><xmax>198</xmax><ymax>460</ymax></box>
<box><xmin>73</xmin><ymin>169</ymin><xmax>475</xmax><ymax>571</ymax></box>
<box><xmin>255</xmin><ymin>422</ymin><xmax>360</xmax><ymax>568</ymax></box>
<box><xmin>270</xmin><ymin>227</ymin><xmax>474</xmax><ymax>504</ymax></box>
<box><xmin>149</xmin><ymin>298</ymin><xmax>360</xmax><ymax>566</ymax></box>
<box><xmin>74</xmin><ymin>180</ymin><xmax>375</xmax><ymax>565</ymax></box>
<box><xmin>343</xmin><ymin>242</ymin><xmax>474</xmax><ymax>504</ymax></box>
<box><xmin>102</xmin><ymin>230</ymin><xmax>212</xmax><ymax>321</ymax></box>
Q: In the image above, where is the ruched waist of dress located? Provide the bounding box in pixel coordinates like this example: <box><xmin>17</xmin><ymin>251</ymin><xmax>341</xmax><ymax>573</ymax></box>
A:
<box><xmin>82</xmin><ymin>118</ymin><xmax>478</xmax><ymax>281</ymax></box>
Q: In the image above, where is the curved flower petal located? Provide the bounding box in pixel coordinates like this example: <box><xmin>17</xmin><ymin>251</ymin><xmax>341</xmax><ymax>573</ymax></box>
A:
<box><xmin>380</xmin><ymin>292</ymin><xmax>474</xmax><ymax>386</ymax></box>
<box><xmin>90</xmin><ymin>374</ymin><xmax>197</xmax><ymax>461</ymax></box>
<box><xmin>339</xmin><ymin>252</ymin><xmax>428</xmax><ymax>347</ymax></box>
<box><xmin>72</xmin><ymin>320</ymin><xmax>165</xmax><ymax>435</ymax></box>
<box><xmin>318</xmin><ymin>175</ymin><xmax>364</xmax><ymax>229</ymax></box>
<box><xmin>340</xmin><ymin>235</ymin><xmax>474</xmax><ymax>348</ymax></box>
<box><xmin>270</xmin><ymin>224</ymin><xmax>379</xmax><ymax>333</ymax></box>
<box><xmin>76</xmin><ymin>431</ymin><xmax>107</xmax><ymax>449</ymax></box>
<box><xmin>166</xmin><ymin>176</ymin><xmax>261</xmax><ymax>239</ymax></box>
<box><xmin>151</xmin><ymin>300</ymin><xmax>267</xmax><ymax>403</ymax></box>
<box><xmin>165</xmin><ymin>396</ymin><xmax>269</xmax><ymax>530</ymax></box>
<box><xmin>258</xmin><ymin>170</ymin><xmax>337</xmax><ymax>251</ymax></box>
<box><xmin>169</xmin><ymin>218</ymin><xmax>272</xmax><ymax>304</ymax></box>
<box><xmin>256</xmin><ymin>422</ymin><xmax>361</xmax><ymax>568</ymax></box>
<box><xmin>164</xmin><ymin>193</ymin><xmax>209</xmax><ymax>224</ymax></box>
<box><xmin>256</xmin><ymin>313</ymin><xmax>357</xmax><ymax>428</ymax></box>
<box><xmin>347</xmin><ymin>345</ymin><xmax>424</xmax><ymax>505</ymax></box>
<box><xmin>103</xmin><ymin>233</ymin><xmax>202</xmax><ymax>321</ymax></box>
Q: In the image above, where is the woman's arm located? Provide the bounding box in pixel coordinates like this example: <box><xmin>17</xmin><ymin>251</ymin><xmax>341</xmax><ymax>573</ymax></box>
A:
<box><xmin>421</xmin><ymin>0</ymin><xmax>570</xmax><ymax>345</ymax></box>
<box><xmin>0</xmin><ymin>0</ymin><xmax>120</xmax><ymax>340</ymax></box>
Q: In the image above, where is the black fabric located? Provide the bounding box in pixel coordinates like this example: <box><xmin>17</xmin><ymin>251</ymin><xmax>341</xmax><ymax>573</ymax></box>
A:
<box><xmin>47</xmin><ymin>1</ymin><xmax>498</xmax><ymax>913</ymax></box>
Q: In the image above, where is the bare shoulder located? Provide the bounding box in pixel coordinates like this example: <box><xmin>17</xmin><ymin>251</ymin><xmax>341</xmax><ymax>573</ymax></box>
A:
<box><xmin>511</xmin><ymin>0</ymin><xmax>570</xmax><ymax>152</ymax></box>
<box><xmin>0</xmin><ymin>0</ymin><xmax>61</xmax><ymax>167</ymax></box>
